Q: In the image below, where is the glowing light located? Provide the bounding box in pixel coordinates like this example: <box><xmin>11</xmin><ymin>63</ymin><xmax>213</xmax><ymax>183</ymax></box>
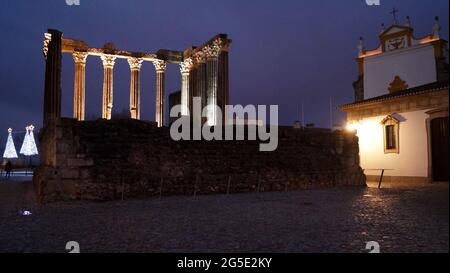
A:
<box><xmin>19</xmin><ymin>127</ymin><xmax>30</xmax><ymax>155</ymax></box>
<box><xmin>19</xmin><ymin>210</ymin><xmax>32</xmax><ymax>216</ymax></box>
<box><xmin>418</xmin><ymin>36</ymin><xmax>439</xmax><ymax>44</ymax></box>
<box><xmin>3</xmin><ymin>128</ymin><xmax>18</xmax><ymax>159</ymax></box>
<box><xmin>359</xmin><ymin>48</ymin><xmax>383</xmax><ymax>58</ymax></box>
<box><xmin>346</xmin><ymin>122</ymin><xmax>360</xmax><ymax>132</ymax></box>
<box><xmin>348</xmin><ymin>120</ymin><xmax>381</xmax><ymax>153</ymax></box>
<box><xmin>20</xmin><ymin>125</ymin><xmax>38</xmax><ymax>156</ymax></box>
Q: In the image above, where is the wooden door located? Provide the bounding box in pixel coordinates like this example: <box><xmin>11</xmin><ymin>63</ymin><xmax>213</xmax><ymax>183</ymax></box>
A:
<box><xmin>431</xmin><ymin>117</ymin><xmax>449</xmax><ymax>181</ymax></box>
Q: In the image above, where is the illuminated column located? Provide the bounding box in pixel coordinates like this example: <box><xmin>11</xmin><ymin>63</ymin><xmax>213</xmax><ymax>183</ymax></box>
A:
<box><xmin>203</xmin><ymin>41</ymin><xmax>221</xmax><ymax>126</ymax></box>
<box><xmin>128</xmin><ymin>57</ymin><xmax>143</xmax><ymax>119</ymax></box>
<box><xmin>179</xmin><ymin>58</ymin><xmax>193</xmax><ymax>116</ymax></box>
<box><xmin>194</xmin><ymin>53</ymin><xmax>207</xmax><ymax>110</ymax></box>
<box><xmin>101</xmin><ymin>54</ymin><xmax>116</xmax><ymax>120</ymax></box>
<box><xmin>72</xmin><ymin>51</ymin><xmax>88</xmax><ymax>121</ymax></box>
<box><xmin>189</xmin><ymin>65</ymin><xmax>197</xmax><ymax>114</ymax></box>
<box><xmin>152</xmin><ymin>60</ymin><xmax>166</xmax><ymax>127</ymax></box>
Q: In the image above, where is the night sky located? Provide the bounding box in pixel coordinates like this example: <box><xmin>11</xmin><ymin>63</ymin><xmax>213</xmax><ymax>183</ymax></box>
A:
<box><xmin>0</xmin><ymin>0</ymin><xmax>448</xmax><ymax>146</ymax></box>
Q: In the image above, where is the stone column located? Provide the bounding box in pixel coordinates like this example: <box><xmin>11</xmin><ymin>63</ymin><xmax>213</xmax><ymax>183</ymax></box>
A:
<box><xmin>189</xmin><ymin>66</ymin><xmax>197</xmax><ymax>115</ymax></box>
<box><xmin>101</xmin><ymin>55</ymin><xmax>116</xmax><ymax>120</ymax></box>
<box><xmin>41</xmin><ymin>29</ymin><xmax>62</xmax><ymax>167</ymax></box>
<box><xmin>43</xmin><ymin>29</ymin><xmax>62</xmax><ymax>124</ymax></box>
<box><xmin>152</xmin><ymin>60</ymin><xmax>166</xmax><ymax>127</ymax></box>
<box><xmin>128</xmin><ymin>57</ymin><xmax>143</xmax><ymax>119</ymax></box>
<box><xmin>180</xmin><ymin>58</ymin><xmax>193</xmax><ymax>116</ymax></box>
<box><xmin>194</xmin><ymin>52</ymin><xmax>207</xmax><ymax>111</ymax></box>
<box><xmin>72</xmin><ymin>51</ymin><xmax>88</xmax><ymax>121</ymax></box>
<box><xmin>203</xmin><ymin>41</ymin><xmax>221</xmax><ymax>126</ymax></box>
<box><xmin>218</xmin><ymin>50</ymin><xmax>230</xmax><ymax>124</ymax></box>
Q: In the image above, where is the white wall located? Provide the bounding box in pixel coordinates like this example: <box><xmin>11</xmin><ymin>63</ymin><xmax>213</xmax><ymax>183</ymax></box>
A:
<box><xmin>353</xmin><ymin>110</ymin><xmax>429</xmax><ymax>178</ymax></box>
<box><xmin>364</xmin><ymin>44</ymin><xmax>437</xmax><ymax>99</ymax></box>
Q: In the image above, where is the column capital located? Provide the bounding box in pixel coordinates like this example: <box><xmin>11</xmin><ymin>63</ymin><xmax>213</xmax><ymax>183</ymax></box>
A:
<box><xmin>203</xmin><ymin>38</ymin><xmax>227</xmax><ymax>60</ymax></box>
<box><xmin>152</xmin><ymin>59</ymin><xmax>167</xmax><ymax>73</ymax></box>
<box><xmin>193</xmin><ymin>51</ymin><xmax>206</xmax><ymax>65</ymax></box>
<box><xmin>101</xmin><ymin>54</ymin><xmax>117</xmax><ymax>68</ymax></box>
<box><xmin>128</xmin><ymin>57</ymin><xmax>143</xmax><ymax>71</ymax></box>
<box><xmin>73</xmin><ymin>51</ymin><xmax>88</xmax><ymax>64</ymax></box>
<box><xmin>43</xmin><ymin>32</ymin><xmax>52</xmax><ymax>59</ymax></box>
<box><xmin>179</xmin><ymin>58</ymin><xmax>193</xmax><ymax>75</ymax></box>
<box><xmin>203</xmin><ymin>44</ymin><xmax>221</xmax><ymax>60</ymax></box>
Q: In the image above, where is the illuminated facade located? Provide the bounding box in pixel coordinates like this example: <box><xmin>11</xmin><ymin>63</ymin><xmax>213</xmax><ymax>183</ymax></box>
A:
<box><xmin>341</xmin><ymin>17</ymin><xmax>449</xmax><ymax>183</ymax></box>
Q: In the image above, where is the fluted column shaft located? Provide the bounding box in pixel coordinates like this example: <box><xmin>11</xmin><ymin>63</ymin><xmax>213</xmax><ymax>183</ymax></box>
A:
<box><xmin>73</xmin><ymin>52</ymin><xmax>88</xmax><ymax>121</ymax></box>
<box><xmin>202</xmin><ymin>40</ymin><xmax>223</xmax><ymax>126</ymax></box>
<box><xmin>218</xmin><ymin>51</ymin><xmax>229</xmax><ymax>124</ymax></box>
<box><xmin>128</xmin><ymin>58</ymin><xmax>143</xmax><ymax>119</ymax></box>
<box><xmin>193</xmin><ymin>52</ymin><xmax>207</xmax><ymax>113</ymax></box>
<box><xmin>197</xmin><ymin>63</ymin><xmax>207</xmax><ymax>110</ymax></box>
<box><xmin>180</xmin><ymin>58</ymin><xmax>193</xmax><ymax>116</ymax></box>
<box><xmin>181</xmin><ymin>73</ymin><xmax>190</xmax><ymax>115</ymax></box>
<box><xmin>189</xmin><ymin>67</ymin><xmax>197</xmax><ymax>115</ymax></box>
<box><xmin>101</xmin><ymin>55</ymin><xmax>116</xmax><ymax>120</ymax></box>
<box><xmin>153</xmin><ymin>60</ymin><xmax>166</xmax><ymax>127</ymax></box>
<box><xmin>206</xmin><ymin>56</ymin><xmax>219</xmax><ymax>126</ymax></box>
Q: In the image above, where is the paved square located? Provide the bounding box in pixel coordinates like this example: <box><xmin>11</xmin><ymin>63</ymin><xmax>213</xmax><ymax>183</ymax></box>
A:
<box><xmin>0</xmin><ymin>180</ymin><xmax>448</xmax><ymax>253</ymax></box>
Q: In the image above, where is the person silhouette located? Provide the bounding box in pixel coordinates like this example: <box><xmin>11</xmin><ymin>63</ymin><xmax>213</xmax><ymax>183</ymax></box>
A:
<box><xmin>4</xmin><ymin>161</ymin><xmax>12</xmax><ymax>178</ymax></box>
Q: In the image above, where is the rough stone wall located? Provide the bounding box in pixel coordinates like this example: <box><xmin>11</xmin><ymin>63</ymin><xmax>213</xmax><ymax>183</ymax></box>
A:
<box><xmin>33</xmin><ymin>118</ymin><xmax>365</xmax><ymax>202</ymax></box>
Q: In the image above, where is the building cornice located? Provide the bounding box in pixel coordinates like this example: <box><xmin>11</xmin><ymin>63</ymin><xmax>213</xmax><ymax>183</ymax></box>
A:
<box><xmin>340</xmin><ymin>82</ymin><xmax>449</xmax><ymax>118</ymax></box>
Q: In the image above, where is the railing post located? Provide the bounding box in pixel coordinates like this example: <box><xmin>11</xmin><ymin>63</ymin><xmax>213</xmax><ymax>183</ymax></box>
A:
<box><xmin>378</xmin><ymin>169</ymin><xmax>385</xmax><ymax>189</ymax></box>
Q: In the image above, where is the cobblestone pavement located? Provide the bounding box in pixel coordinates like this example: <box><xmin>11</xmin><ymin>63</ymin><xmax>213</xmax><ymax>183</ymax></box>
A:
<box><xmin>0</xmin><ymin>179</ymin><xmax>448</xmax><ymax>253</ymax></box>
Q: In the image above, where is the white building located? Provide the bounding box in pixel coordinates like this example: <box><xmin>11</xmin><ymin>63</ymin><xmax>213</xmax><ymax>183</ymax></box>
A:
<box><xmin>340</xmin><ymin>17</ymin><xmax>449</xmax><ymax>183</ymax></box>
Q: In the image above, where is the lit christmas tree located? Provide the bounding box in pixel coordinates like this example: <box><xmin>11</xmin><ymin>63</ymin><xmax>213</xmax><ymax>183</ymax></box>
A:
<box><xmin>19</xmin><ymin>126</ymin><xmax>30</xmax><ymax>155</ymax></box>
<box><xmin>27</xmin><ymin>125</ymin><xmax>38</xmax><ymax>156</ymax></box>
<box><xmin>20</xmin><ymin>125</ymin><xmax>38</xmax><ymax>156</ymax></box>
<box><xmin>19</xmin><ymin>125</ymin><xmax>38</xmax><ymax>176</ymax></box>
<box><xmin>3</xmin><ymin>128</ymin><xmax>18</xmax><ymax>159</ymax></box>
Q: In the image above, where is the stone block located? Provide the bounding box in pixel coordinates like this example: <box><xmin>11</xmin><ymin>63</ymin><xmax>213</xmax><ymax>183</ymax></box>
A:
<box><xmin>61</xmin><ymin>180</ymin><xmax>78</xmax><ymax>199</ymax></box>
<box><xmin>60</xmin><ymin>169</ymin><xmax>80</xmax><ymax>179</ymax></box>
<box><xmin>67</xmin><ymin>158</ymin><xmax>94</xmax><ymax>167</ymax></box>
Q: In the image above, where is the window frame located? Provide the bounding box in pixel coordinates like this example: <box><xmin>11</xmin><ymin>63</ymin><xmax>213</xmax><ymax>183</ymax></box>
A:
<box><xmin>381</xmin><ymin>115</ymin><xmax>400</xmax><ymax>154</ymax></box>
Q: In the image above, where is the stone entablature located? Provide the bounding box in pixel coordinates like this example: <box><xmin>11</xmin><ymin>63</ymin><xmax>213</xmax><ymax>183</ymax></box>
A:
<box><xmin>60</xmin><ymin>38</ymin><xmax>160</xmax><ymax>61</ymax></box>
